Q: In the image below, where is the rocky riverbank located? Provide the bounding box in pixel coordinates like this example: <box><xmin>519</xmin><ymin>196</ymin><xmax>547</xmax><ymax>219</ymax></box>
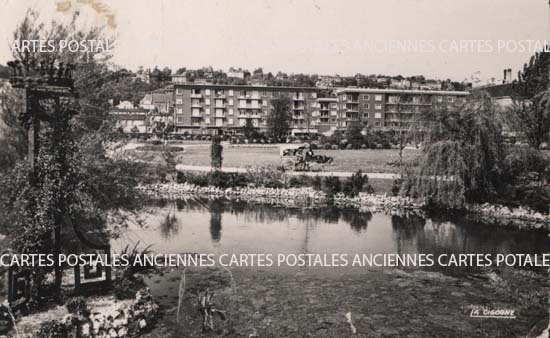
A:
<box><xmin>137</xmin><ymin>183</ymin><xmax>550</xmax><ymax>230</ymax></box>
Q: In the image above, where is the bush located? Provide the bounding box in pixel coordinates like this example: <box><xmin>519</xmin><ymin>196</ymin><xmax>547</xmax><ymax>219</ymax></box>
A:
<box><xmin>342</xmin><ymin>170</ymin><xmax>373</xmax><ymax>196</ymax></box>
<box><xmin>113</xmin><ymin>277</ymin><xmax>137</xmax><ymax>300</ymax></box>
<box><xmin>65</xmin><ymin>297</ymin><xmax>89</xmax><ymax>316</ymax></box>
<box><xmin>245</xmin><ymin>165</ymin><xmax>288</xmax><ymax>188</ymax></box>
<box><xmin>322</xmin><ymin>176</ymin><xmax>341</xmax><ymax>196</ymax></box>
<box><xmin>35</xmin><ymin>321</ymin><xmax>69</xmax><ymax>338</ymax></box>
<box><xmin>312</xmin><ymin>176</ymin><xmax>323</xmax><ymax>191</ymax></box>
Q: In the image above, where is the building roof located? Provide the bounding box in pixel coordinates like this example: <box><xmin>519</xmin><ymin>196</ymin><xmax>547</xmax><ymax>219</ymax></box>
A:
<box><xmin>336</xmin><ymin>87</ymin><xmax>470</xmax><ymax>96</ymax></box>
<box><xmin>171</xmin><ymin>83</ymin><xmax>318</xmax><ymax>92</ymax></box>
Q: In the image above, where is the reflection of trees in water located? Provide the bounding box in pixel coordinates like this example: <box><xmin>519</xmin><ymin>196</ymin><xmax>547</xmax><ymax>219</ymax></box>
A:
<box><xmin>208</xmin><ymin>200</ymin><xmax>224</xmax><ymax>243</ymax></box>
<box><xmin>391</xmin><ymin>212</ymin><xmax>550</xmax><ymax>259</ymax></box>
<box><xmin>160</xmin><ymin>202</ymin><xmax>179</xmax><ymax>239</ymax></box>
<box><xmin>391</xmin><ymin>215</ymin><xmax>427</xmax><ymax>254</ymax></box>
<box><xmin>342</xmin><ymin>210</ymin><xmax>373</xmax><ymax>233</ymax></box>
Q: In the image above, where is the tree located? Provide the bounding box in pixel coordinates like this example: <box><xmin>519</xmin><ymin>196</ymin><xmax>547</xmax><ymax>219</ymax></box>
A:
<box><xmin>345</xmin><ymin>121</ymin><xmax>364</xmax><ymax>148</ymax></box>
<box><xmin>211</xmin><ymin>135</ymin><xmax>223</xmax><ymax>170</ymax></box>
<box><xmin>510</xmin><ymin>91</ymin><xmax>550</xmax><ymax>149</ymax></box>
<box><xmin>403</xmin><ymin>92</ymin><xmax>505</xmax><ymax>209</ymax></box>
<box><xmin>0</xmin><ymin>10</ymin><xmax>145</xmax><ymax>301</ymax></box>
<box><xmin>512</xmin><ymin>50</ymin><xmax>550</xmax><ymax>149</ymax></box>
<box><xmin>242</xmin><ymin>118</ymin><xmax>257</xmax><ymax>139</ymax></box>
<box><xmin>267</xmin><ymin>97</ymin><xmax>292</xmax><ymax>141</ymax></box>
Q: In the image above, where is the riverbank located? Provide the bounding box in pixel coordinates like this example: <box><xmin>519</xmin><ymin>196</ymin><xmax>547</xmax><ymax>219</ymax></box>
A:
<box><xmin>143</xmin><ymin>266</ymin><xmax>548</xmax><ymax>338</ymax></box>
<box><xmin>137</xmin><ymin>182</ymin><xmax>550</xmax><ymax>231</ymax></box>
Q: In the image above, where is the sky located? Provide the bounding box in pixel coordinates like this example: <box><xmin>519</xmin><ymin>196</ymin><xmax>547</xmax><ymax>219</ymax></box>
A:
<box><xmin>0</xmin><ymin>0</ymin><xmax>549</xmax><ymax>83</ymax></box>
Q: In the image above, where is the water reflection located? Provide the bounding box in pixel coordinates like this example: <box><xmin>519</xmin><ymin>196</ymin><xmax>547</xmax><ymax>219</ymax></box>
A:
<box><xmin>131</xmin><ymin>198</ymin><xmax>549</xmax><ymax>274</ymax></box>
<box><xmin>208</xmin><ymin>200</ymin><xmax>223</xmax><ymax>243</ymax></box>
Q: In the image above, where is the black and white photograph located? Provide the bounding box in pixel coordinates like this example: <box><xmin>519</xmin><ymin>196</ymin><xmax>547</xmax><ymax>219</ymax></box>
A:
<box><xmin>0</xmin><ymin>1</ymin><xmax>549</xmax><ymax>337</ymax></box>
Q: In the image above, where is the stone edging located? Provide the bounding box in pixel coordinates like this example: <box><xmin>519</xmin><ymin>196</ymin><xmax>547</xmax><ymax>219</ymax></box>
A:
<box><xmin>137</xmin><ymin>183</ymin><xmax>550</xmax><ymax>231</ymax></box>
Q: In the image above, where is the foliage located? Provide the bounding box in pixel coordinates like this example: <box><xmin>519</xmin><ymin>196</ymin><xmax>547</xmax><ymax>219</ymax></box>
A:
<box><xmin>345</xmin><ymin>122</ymin><xmax>364</xmax><ymax>149</ymax></box>
<box><xmin>267</xmin><ymin>97</ymin><xmax>292</xmax><ymax>141</ymax></box>
<box><xmin>242</xmin><ymin>118</ymin><xmax>258</xmax><ymax>139</ymax></box>
<box><xmin>34</xmin><ymin>320</ymin><xmax>69</xmax><ymax>338</ymax></box>
<box><xmin>342</xmin><ymin>170</ymin><xmax>374</xmax><ymax>197</ymax></box>
<box><xmin>162</xmin><ymin>150</ymin><xmax>178</xmax><ymax>181</ymax></box>
<box><xmin>322</xmin><ymin>176</ymin><xmax>341</xmax><ymax>197</ymax></box>
<box><xmin>245</xmin><ymin>165</ymin><xmax>288</xmax><ymax>188</ymax></box>
<box><xmin>404</xmin><ymin>92</ymin><xmax>505</xmax><ymax>209</ymax></box>
<box><xmin>510</xmin><ymin>90</ymin><xmax>550</xmax><ymax>149</ymax></box>
<box><xmin>210</xmin><ymin>135</ymin><xmax>223</xmax><ymax>170</ymax></box>
<box><xmin>65</xmin><ymin>297</ymin><xmax>89</xmax><ymax>316</ymax></box>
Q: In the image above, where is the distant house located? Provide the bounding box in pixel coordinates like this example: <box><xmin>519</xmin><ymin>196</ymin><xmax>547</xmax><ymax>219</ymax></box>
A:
<box><xmin>109</xmin><ymin>101</ymin><xmax>148</xmax><ymax>133</ymax></box>
<box><xmin>140</xmin><ymin>92</ymin><xmax>174</xmax><ymax>132</ymax></box>
<box><xmin>228</xmin><ymin>70</ymin><xmax>245</xmax><ymax>79</ymax></box>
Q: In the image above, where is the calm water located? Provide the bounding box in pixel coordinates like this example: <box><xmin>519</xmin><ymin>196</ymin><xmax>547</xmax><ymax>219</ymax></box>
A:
<box><xmin>114</xmin><ymin>198</ymin><xmax>549</xmax><ymax>275</ymax></box>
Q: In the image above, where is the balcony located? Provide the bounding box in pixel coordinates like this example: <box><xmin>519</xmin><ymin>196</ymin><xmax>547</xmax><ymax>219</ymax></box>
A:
<box><xmin>190</xmin><ymin>93</ymin><xmax>202</xmax><ymax>99</ymax></box>
<box><xmin>192</xmin><ymin>111</ymin><xmax>202</xmax><ymax>118</ymax></box>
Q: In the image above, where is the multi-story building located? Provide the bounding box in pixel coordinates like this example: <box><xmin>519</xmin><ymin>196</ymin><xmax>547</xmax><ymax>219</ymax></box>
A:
<box><xmin>335</xmin><ymin>88</ymin><xmax>470</xmax><ymax>130</ymax></box>
<box><xmin>109</xmin><ymin>101</ymin><xmax>149</xmax><ymax>133</ymax></box>
<box><xmin>312</xmin><ymin>97</ymin><xmax>338</xmax><ymax>135</ymax></box>
<box><xmin>171</xmin><ymin>80</ymin><xmax>319</xmax><ymax>135</ymax></box>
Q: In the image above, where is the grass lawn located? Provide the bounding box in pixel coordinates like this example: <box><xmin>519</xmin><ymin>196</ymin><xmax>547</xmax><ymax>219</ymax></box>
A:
<box><xmin>126</xmin><ymin>144</ymin><xmax>419</xmax><ymax>174</ymax></box>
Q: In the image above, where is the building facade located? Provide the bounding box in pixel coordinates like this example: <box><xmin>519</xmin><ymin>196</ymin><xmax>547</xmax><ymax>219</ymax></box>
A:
<box><xmin>335</xmin><ymin>88</ymin><xmax>470</xmax><ymax>130</ymax></box>
<box><xmin>172</xmin><ymin>82</ymin><xmax>319</xmax><ymax>135</ymax></box>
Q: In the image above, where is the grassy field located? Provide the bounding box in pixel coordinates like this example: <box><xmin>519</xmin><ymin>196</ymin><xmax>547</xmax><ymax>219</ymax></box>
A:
<box><xmin>127</xmin><ymin>144</ymin><xmax>418</xmax><ymax>174</ymax></box>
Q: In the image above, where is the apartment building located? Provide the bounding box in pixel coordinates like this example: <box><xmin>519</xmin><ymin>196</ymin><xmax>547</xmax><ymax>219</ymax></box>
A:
<box><xmin>312</xmin><ymin>97</ymin><xmax>338</xmax><ymax>135</ymax></box>
<box><xmin>335</xmin><ymin>88</ymin><xmax>470</xmax><ymax>130</ymax></box>
<box><xmin>171</xmin><ymin>80</ymin><xmax>319</xmax><ymax>135</ymax></box>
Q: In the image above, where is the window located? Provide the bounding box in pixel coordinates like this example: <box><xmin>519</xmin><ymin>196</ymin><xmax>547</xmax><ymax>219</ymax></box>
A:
<box><xmin>228</xmin><ymin>98</ymin><xmax>234</xmax><ymax>105</ymax></box>
<box><xmin>363</xmin><ymin>113</ymin><xmax>369</xmax><ymax>118</ymax></box>
<box><xmin>375</xmin><ymin>94</ymin><xmax>383</xmax><ymax>101</ymax></box>
<box><xmin>447</xmin><ymin>97</ymin><xmax>454</xmax><ymax>102</ymax></box>
<box><xmin>177</xmin><ymin>116</ymin><xmax>184</xmax><ymax>123</ymax></box>
<box><xmin>364</xmin><ymin>103</ymin><xmax>369</xmax><ymax>109</ymax></box>
<box><xmin>263</xmin><ymin>100</ymin><xmax>267</xmax><ymax>107</ymax></box>
<box><xmin>375</xmin><ymin>122</ymin><xmax>381</xmax><ymax>127</ymax></box>
<box><xmin>176</xmin><ymin>98</ymin><xmax>183</xmax><ymax>105</ymax></box>
<box><xmin>177</xmin><ymin>108</ymin><xmax>183</xmax><ymax>113</ymax></box>
<box><xmin>205</xmin><ymin>89</ymin><xmax>210</xmax><ymax>96</ymax></box>
<box><xmin>375</xmin><ymin>112</ymin><xmax>382</xmax><ymax>119</ymax></box>
<box><xmin>363</xmin><ymin>94</ymin><xmax>370</xmax><ymax>100</ymax></box>
<box><xmin>176</xmin><ymin>88</ymin><xmax>183</xmax><ymax>95</ymax></box>
<box><xmin>228</xmin><ymin>118</ymin><xmax>234</xmax><ymax>124</ymax></box>
<box><xmin>262</xmin><ymin>91</ymin><xmax>268</xmax><ymax>97</ymax></box>
<box><xmin>375</xmin><ymin>103</ymin><xmax>382</xmax><ymax>110</ymax></box>
<box><xmin>311</xmin><ymin>92</ymin><xmax>317</xmax><ymax>99</ymax></box>
<box><xmin>228</xmin><ymin>108</ymin><xmax>234</xmax><ymax>115</ymax></box>
<box><xmin>205</xmin><ymin>117</ymin><xmax>211</xmax><ymax>124</ymax></box>
<box><xmin>205</xmin><ymin>108</ymin><xmax>210</xmax><ymax>115</ymax></box>
<box><xmin>436</xmin><ymin>96</ymin><xmax>443</xmax><ymax>103</ymax></box>
<box><xmin>228</xmin><ymin>90</ymin><xmax>234</xmax><ymax>96</ymax></box>
<box><xmin>205</xmin><ymin>98</ymin><xmax>210</xmax><ymax>105</ymax></box>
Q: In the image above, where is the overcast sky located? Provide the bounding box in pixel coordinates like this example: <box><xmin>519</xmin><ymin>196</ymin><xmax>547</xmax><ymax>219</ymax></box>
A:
<box><xmin>1</xmin><ymin>0</ymin><xmax>549</xmax><ymax>83</ymax></box>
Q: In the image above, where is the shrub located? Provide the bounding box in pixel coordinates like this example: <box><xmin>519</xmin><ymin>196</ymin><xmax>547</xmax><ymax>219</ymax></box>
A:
<box><xmin>65</xmin><ymin>297</ymin><xmax>89</xmax><ymax>316</ymax></box>
<box><xmin>312</xmin><ymin>176</ymin><xmax>323</xmax><ymax>191</ymax></box>
<box><xmin>35</xmin><ymin>321</ymin><xmax>69</xmax><ymax>338</ymax></box>
<box><xmin>245</xmin><ymin>165</ymin><xmax>288</xmax><ymax>188</ymax></box>
<box><xmin>342</xmin><ymin>170</ymin><xmax>374</xmax><ymax>197</ymax></box>
<box><xmin>207</xmin><ymin>170</ymin><xmax>225</xmax><ymax>187</ymax></box>
<box><xmin>113</xmin><ymin>277</ymin><xmax>137</xmax><ymax>300</ymax></box>
<box><xmin>322</xmin><ymin>176</ymin><xmax>341</xmax><ymax>196</ymax></box>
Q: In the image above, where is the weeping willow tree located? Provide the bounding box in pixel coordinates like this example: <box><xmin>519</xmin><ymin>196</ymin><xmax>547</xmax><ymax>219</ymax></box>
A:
<box><xmin>404</xmin><ymin>92</ymin><xmax>506</xmax><ymax>209</ymax></box>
